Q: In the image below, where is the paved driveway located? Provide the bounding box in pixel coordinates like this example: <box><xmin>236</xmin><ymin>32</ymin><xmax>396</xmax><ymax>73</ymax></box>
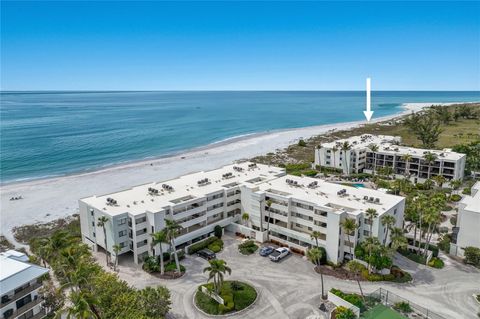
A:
<box><xmin>113</xmin><ymin>234</ymin><xmax>480</xmax><ymax>319</ymax></box>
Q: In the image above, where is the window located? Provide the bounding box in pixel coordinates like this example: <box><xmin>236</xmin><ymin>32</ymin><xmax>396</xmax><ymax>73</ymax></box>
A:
<box><xmin>119</xmin><ymin>241</ymin><xmax>127</xmax><ymax>248</ymax></box>
<box><xmin>90</xmin><ymin>209</ymin><xmax>94</xmax><ymax>216</ymax></box>
<box><xmin>394</xmin><ymin>209</ymin><xmax>397</xmax><ymax>215</ymax></box>
<box><xmin>119</xmin><ymin>230</ymin><xmax>127</xmax><ymax>237</ymax></box>
<box><xmin>135</xmin><ymin>216</ymin><xmax>147</xmax><ymax>224</ymax></box>
<box><xmin>118</xmin><ymin>217</ymin><xmax>127</xmax><ymax>226</ymax></box>
<box><xmin>93</xmin><ymin>232</ymin><xmax>96</xmax><ymax>237</ymax></box>
<box><xmin>92</xmin><ymin>221</ymin><xmax>95</xmax><ymax>227</ymax></box>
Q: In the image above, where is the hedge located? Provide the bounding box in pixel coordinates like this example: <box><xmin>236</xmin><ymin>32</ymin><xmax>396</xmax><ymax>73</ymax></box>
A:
<box><xmin>406</xmin><ymin>239</ymin><xmax>439</xmax><ymax>257</ymax></box>
<box><xmin>330</xmin><ymin>288</ymin><xmax>365</xmax><ymax>311</ymax></box>
<box><xmin>188</xmin><ymin>237</ymin><xmax>220</xmax><ymax>254</ymax></box>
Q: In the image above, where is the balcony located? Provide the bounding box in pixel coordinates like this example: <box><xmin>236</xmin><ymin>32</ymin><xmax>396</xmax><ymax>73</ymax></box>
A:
<box><xmin>9</xmin><ymin>297</ymin><xmax>43</xmax><ymax>319</ymax></box>
<box><xmin>1</xmin><ymin>282</ymin><xmax>42</xmax><ymax>307</ymax></box>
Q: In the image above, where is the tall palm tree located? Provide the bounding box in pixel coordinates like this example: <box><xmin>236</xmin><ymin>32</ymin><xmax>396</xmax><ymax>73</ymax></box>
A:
<box><xmin>401</xmin><ymin>154</ymin><xmax>413</xmax><ymax>178</ymax></box>
<box><xmin>332</xmin><ymin>146</ymin><xmax>338</xmax><ymax>169</ymax></box>
<box><xmin>364</xmin><ymin>236</ymin><xmax>381</xmax><ymax>274</ymax></box>
<box><xmin>310</xmin><ymin>231</ymin><xmax>322</xmax><ymax>248</ymax></box>
<box><xmin>340</xmin><ymin>218</ymin><xmax>358</xmax><ymax>259</ymax></box>
<box><xmin>97</xmin><ymin>216</ymin><xmax>110</xmax><ymax>265</ymax></box>
<box><xmin>265</xmin><ymin>200</ymin><xmax>273</xmax><ymax>241</ymax></box>
<box><xmin>346</xmin><ymin>260</ymin><xmax>365</xmax><ymax>301</ymax></box>
<box><xmin>203</xmin><ymin>259</ymin><xmax>232</xmax><ymax>294</ymax></box>
<box><xmin>365</xmin><ymin>208</ymin><xmax>378</xmax><ymax>238</ymax></box>
<box><xmin>380</xmin><ymin>215</ymin><xmax>396</xmax><ymax>246</ymax></box>
<box><xmin>368</xmin><ymin>144</ymin><xmax>379</xmax><ymax>175</ymax></box>
<box><xmin>423</xmin><ymin>152</ymin><xmax>437</xmax><ymax>179</ymax></box>
<box><xmin>241</xmin><ymin>213</ymin><xmax>250</xmax><ymax>227</ymax></box>
<box><xmin>151</xmin><ymin>230</ymin><xmax>168</xmax><ymax>275</ymax></box>
<box><xmin>307</xmin><ymin>247</ymin><xmax>326</xmax><ymax>300</ymax></box>
<box><xmin>56</xmin><ymin>290</ymin><xmax>99</xmax><ymax>319</ymax></box>
<box><xmin>112</xmin><ymin>244</ymin><xmax>121</xmax><ymax>272</ymax></box>
<box><xmin>424</xmin><ymin>178</ymin><xmax>434</xmax><ymax>190</ymax></box>
<box><xmin>165</xmin><ymin>219</ymin><xmax>183</xmax><ymax>273</ymax></box>
<box><xmin>340</xmin><ymin>141</ymin><xmax>351</xmax><ymax>175</ymax></box>
<box><xmin>389</xmin><ymin>227</ymin><xmax>407</xmax><ymax>251</ymax></box>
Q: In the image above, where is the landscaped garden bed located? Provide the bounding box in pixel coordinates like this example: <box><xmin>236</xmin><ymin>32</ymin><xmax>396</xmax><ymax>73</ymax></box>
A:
<box><xmin>142</xmin><ymin>253</ymin><xmax>187</xmax><ymax>279</ymax></box>
<box><xmin>238</xmin><ymin>240</ymin><xmax>258</xmax><ymax>255</ymax></box>
<box><xmin>188</xmin><ymin>236</ymin><xmax>225</xmax><ymax>254</ymax></box>
<box><xmin>195</xmin><ymin>281</ymin><xmax>257</xmax><ymax>315</ymax></box>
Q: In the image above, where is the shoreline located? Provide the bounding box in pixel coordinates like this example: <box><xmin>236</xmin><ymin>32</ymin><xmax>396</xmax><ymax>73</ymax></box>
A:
<box><xmin>0</xmin><ymin>102</ymin><xmax>467</xmax><ymax>244</ymax></box>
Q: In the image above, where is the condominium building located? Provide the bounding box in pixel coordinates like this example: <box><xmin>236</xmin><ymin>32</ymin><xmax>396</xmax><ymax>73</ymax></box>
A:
<box><xmin>79</xmin><ymin>163</ymin><xmax>286</xmax><ymax>264</ymax></box>
<box><xmin>314</xmin><ymin>135</ymin><xmax>466</xmax><ymax>183</ymax></box>
<box><xmin>79</xmin><ymin>162</ymin><xmax>405</xmax><ymax>264</ymax></box>
<box><xmin>0</xmin><ymin>250</ymin><xmax>48</xmax><ymax>319</ymax></box>
<box><xmin>450</xmin><ymin>182</ymin><xmax>480</xmax><ymax>257</ymax></box>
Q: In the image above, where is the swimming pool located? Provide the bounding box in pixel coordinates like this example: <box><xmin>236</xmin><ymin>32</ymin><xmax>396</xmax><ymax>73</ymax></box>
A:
<box><xmin>352</xmin><ymin>183</ymin><xmax>366</xmax><ymax>188</ymax></box>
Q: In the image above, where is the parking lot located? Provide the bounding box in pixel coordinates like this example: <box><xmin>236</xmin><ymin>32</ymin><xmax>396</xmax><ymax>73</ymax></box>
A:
<box><xmin>113</xmin><ymin>233</ymin><xmax>480</xmax><ymax>319</ymax></box>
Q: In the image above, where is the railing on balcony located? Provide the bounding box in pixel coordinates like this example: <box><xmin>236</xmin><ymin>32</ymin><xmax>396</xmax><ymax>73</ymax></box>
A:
<box><xmin>1</xmin><ymin>282</ymin><xmax>42</xmax><ymax>308</ymax></box>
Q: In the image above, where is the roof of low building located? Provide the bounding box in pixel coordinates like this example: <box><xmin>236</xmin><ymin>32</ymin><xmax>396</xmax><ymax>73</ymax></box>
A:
<box><xmin>0</xmin><ymin>250</ymin><xmax>48</xmax><ymax>294</ymax></box>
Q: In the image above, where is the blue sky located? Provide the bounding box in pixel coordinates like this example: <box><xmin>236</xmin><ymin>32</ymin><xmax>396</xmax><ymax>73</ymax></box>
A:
<box><xmin>1</xmin><ymin>1</ymin><xmax>479</xmax><ymax>91</ymax></box>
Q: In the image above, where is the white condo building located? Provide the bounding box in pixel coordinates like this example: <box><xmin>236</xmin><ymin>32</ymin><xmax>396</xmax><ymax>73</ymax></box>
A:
<box><xmin>0</xmin><ymin>250</ymin><xmax>48</xmax><ymax>319</ymax></box>
<box><xmin>314</xmin><ymin>135</ymin><xmax>466</xmax><ymax>184</ymax></box>
<box><xmin>79</xmin><ymin>162</ymin><xmax>405</xmax><ymax>264</ymax></box>
<box><xmin>450</xmin><ymin>182</ymin><xmax>480</xmax><ymax>257</ymax></box>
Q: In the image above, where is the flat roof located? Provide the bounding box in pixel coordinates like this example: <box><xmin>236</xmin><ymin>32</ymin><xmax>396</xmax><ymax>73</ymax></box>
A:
<box><xmin>460</xmin><ymin>181</ymin><xmax>480</xmax><ymax>213</ymax></box>
<box><xmin>81</xmin><ymin>162</ymin><xmax>285</xmax><ymax>216</ymax></box>
<box><xmin>321</xmin><ymin>135</ymin><xmax>465</xmax><ymax>161</ymax></box>
<box><xmin>0</xmin><ymin>251</ymin><xmax>49</xmax><ymax>293</ymax></box>
<box><xmin>259</xmin><ymin>175</ymin><xmax>404</xmax><ymax>215</ymax></box>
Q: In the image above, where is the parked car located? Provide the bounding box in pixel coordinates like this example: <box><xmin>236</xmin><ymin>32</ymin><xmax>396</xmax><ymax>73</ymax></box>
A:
<box><xmin>259</xmin><ymin>246</ymin><xmax>274</xmax><ymax>257</ymax></box>
<box><xmin>197</xmin><ymin>249</ymin><xmax>216</xmax><ymax>260</ymax></box>
<box><xmin>269</xmin><ymin>247</ymin><xmax>290</xmax><ymax>262</ymax></box>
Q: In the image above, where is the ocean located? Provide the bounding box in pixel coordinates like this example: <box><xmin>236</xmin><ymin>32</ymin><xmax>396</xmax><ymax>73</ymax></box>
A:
<box><xmin>1</xmin><ymin>91</ymin><xmax>479</xmax><ymax>183</ymax></box>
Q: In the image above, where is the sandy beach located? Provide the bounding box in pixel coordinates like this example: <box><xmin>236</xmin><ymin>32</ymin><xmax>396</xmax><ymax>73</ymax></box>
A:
<box><xmin>0</xmin><ymin>102</ymin><xmax>454</xmax><ymax>244</ymax></box>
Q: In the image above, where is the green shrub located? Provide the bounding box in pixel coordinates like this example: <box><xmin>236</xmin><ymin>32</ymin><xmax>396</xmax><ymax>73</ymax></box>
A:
<box><xmin>238</xmin><ymin>240</ymin><xmax>258</xmax><ymax>255</ymax></box>
<box><xmin>428</xmin><ymin>257</ymin><xmax>445</xmax><ymax>269</ymax></box>
<box><xmin>142</xmin><ymin>256</ymin><xmax>160</xmax><ymax>273</ymax></box>
<box><xmin>450</xmin><ymin>216</ymin><xmax>457</xmax><ymax>226</ymax></box>
<box><xmin>195</xmin><ymin>281</ymin><xmax>256</xmax><ymax>315</ymax></box>
<box><xmin>398</xmin><ymin>248</ymin><xmax>427</xmax><ymax>264</ymax></box>
<box><xmin>214</xmin><ymin>225</ymin><xmax>223</xmax><ymax>239</ymax></box>
<box><xmin>462</xmin><ymin>187</ymin><xmax>471</xmax><ymax>195</ymax></box>
<box><xmin>335</xmin><ymin>306</ymin><xmax>356</xmax><ymax>319</ymax></box>
<box><xmin>464</xmin><ymin>246</ymin><xmax>480</xmax><ymax>267</ymax></box>
<box><xmin>207</xmin><ymin>238</ymin><xmax>224</xmax><ymax>253</ymax></box>
<box><xmin>330</xmin><ymin>288</ymin><xmax>365</xmax><ymax>311</ymax></box>
<box><xmin>450</xmin><ymin>194</ymin><xmax>462</xmax><ymax>202</ymax></box>
<box><xmin>188</xmin><ymin>237</ymin><xmax>220</xmax><ymax>254</ymax></box>
<box><xmin>442</xmin><ymin>205</ymin><xmax>453</xmax><ymax>211</ymax></box>
<box><xmin>438</xmin><ymin>235</ymin><xmax>451</xmax><ymax>252</ymax></box>
<box><xmin>298</xmin><ymin>139</ymin><xmax>307</xmax><ymax>147</ymax></box>
<box><xmin>303</xmin><ymin>170</ymin><xmax>318</xmax><ymax>177</ymax></box>
<box><xmin>164</xmin><ymin>261</ymin><xmax>186</xmax><ymax>272</ymax></box>
<box><xmin>393</xmin><ymin>301</ymin><xmax>413</xmax><ymax>313</ymax></box>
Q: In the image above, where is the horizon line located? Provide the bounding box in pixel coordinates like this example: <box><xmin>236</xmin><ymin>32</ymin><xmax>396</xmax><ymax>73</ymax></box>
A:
<box><xmin>2</xmin><ymin>89</ymin><xmax>479</xmax><ymax>93</ymax></box>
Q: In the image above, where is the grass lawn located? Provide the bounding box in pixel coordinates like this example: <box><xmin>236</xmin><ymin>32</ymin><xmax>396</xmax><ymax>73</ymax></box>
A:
<box><xmin>361</xmin><ymin>304</ymin><xmax>407</xmax><ymax>319</ymax></box>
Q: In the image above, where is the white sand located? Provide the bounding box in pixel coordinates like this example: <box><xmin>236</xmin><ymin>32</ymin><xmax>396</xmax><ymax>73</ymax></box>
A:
<box><xmin>0</xmin><ymin>102</ymin><xmax>444</xmax><ymax>244</ymax></box>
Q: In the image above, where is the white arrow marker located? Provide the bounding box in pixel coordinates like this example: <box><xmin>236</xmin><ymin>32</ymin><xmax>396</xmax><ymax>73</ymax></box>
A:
<box><xmin>363</xmin><ymin>77</ymin><xmax>374</xmax><ymax>122</ymax></box>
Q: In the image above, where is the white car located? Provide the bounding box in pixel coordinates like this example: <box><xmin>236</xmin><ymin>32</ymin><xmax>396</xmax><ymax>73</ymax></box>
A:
<box><xmin>269</xmin><ymin>247</ymin><xmax>290</xmax><ymax>262</ymax></box>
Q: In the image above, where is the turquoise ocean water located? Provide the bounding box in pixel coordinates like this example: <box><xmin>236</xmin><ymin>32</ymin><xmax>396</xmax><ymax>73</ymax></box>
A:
<box><xmin>1</xmin><ymin>91</ymin><xmax>479</xmax><ymax>183</ymax></box>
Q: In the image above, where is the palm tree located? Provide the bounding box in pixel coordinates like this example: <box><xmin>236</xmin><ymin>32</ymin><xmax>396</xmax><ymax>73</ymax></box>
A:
<box><xmin>241</xmin><ymin>213</ymin><xmax>250</xmax><ymax>227</ymax></box>
<box><xmin>364</xmin><ymin>236</ymin><xmax>381</xmax><ymax>274</ymax></box>
<box><xmin>368</xmin><ymin>144</ymin><xmax>379</xmax><ymax>175</ymax></box>
<box><xmin>112</xmin><ymin>244</ymin><xmax>121</xmax><ymax>272</ymax></box>
<box><xmin>151</xmin><ymin>230</ymin><xmax>168</xmax><ymax>275</ymax></box>
<box><xmin>346</xmin><ymin>260</ymin><xmax>365</xmax><ymax>301</ymax></box>
<box><xmin>450</xmin><ymin>179</ymin><xmax>462</xmax><ymax>194</ymax></box>
<box><xmin>424</xmin><ymin>178</ymin><xmax>434</xmax><ymax>190</ymax></box>
<box><xmin>307</xmin><ymin>247</ymin><xmax>326</xmax><ymax>300</ymax></box>
<box><xmin>340</xmin><ymin>141</ymin><xmax>351</xmax><ymax>175</ymax></box>
<box><xmin>433</xmin><ymin>174</ymin><xmax>446</xmax><ymax>188</ymax></box>
<box><xmin>265</xmin><ymin>200</ymin><xmax>273</xmax><ymax>241</ymax></box>
<box><xmin>37</xmin><ymin>230</ymin><xmax>72</xmax><ymax>266</ymax></box>
<box><xmin>389</xmin><ymin>227</ymin><xmax>407</xmax><ymax>251</ymax></box>
<box><xmin>56</xmin><ymin>291</ymin><xmax>99</xmax><ymax>319</ymax></box>
<box><xmin>203</xmin><ymin>259</ymin><xmax>232</xmax><ymax>294</ymax></box>
<box><xmin>365</xmin><ymin>208</ymin><xmax>378</xmax><ymax>238</ymax></box>
<box><xmin>165</xmin><ymin>220</ymin><xmax>183</xmax><ymax>273</ymax></box>
<box><xmin>97</xmin><ymin>216</ymin><xmax>110</xmax><ymax>265</ymax></box>
<box><xmin>310</xmin><ymin>231</ymin><xmax>322</xmax><ymax>248</ymax></box>
<box><xmin>340</xmin><ymin>218</ymin><xmax>358</xmax><ymax>259</ymax></box>
<box><xmin>401</xmin><ymin>154</ymin><xmax>413</xmax><ymax>178</ymax></box>
<box><xmin>332</xmin><ymin>146</ymin><xmax>338</xmax><ymax>169</ymax></box>
<box><xmin>380</xmin><ymin>215</ymin><xmax>396</xmax><ymax>246</ymax></box>
<box><xmin>423</xmin><ymin>152</ymin><xmax>437</xmax><ymax>179</ymax></box>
